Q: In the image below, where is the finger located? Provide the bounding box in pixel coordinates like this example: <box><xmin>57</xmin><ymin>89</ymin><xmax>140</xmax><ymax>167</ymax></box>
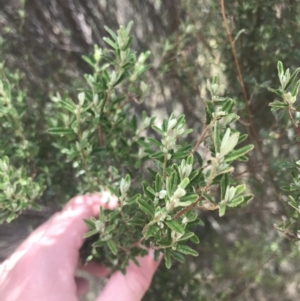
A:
<box><xmin>75</xmin><ymin>276</ymin><xmax>89</xmax><ymax>295</ymax></box>
<box><xmin>20</xmin><ymin>193</ymin><xmax>118</xmax><ymax>252</ymax></box>
<box><xmin>96</xmin><ymin>252</ymin><xmax>161</xmax><ymax>301</ymax></box>
<box><xmin>80</xmin><ymin>261</ymin><xmax>111</xmax><ymax>278</ymax></box>
<box><xmin>10</xmin><ymin>193</ymin><xmax>118</xmax><ymax>277</ymax></box>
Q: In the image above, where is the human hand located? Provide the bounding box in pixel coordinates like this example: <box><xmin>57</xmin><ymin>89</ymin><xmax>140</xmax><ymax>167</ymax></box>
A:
<box><xmin>0</xmin><ymin>194</ymin><xmax>161</xmax><ymax>301</ymax></box>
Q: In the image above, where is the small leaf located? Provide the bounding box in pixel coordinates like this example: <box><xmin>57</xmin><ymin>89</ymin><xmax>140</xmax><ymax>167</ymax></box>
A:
<box><xmin>155</xmin><ymin>173</ymin><xmax>163</xmax><ymax>192</ymax></box>
<box><xmin>144</xmin><ymin>224</ymin><xmax>159</xmax><ymax>239</ymax></box>
<box><xmin>171</xmin><ymin>250</ymin><xmax>185</xmax><ymax>263</ymax></box>
<box><xmin>219</xmin><ymin>204</ymin><xmax>226</xmax><ymax>217</ymax></box>
<box><xmin>225</xmin><ymin>144</ymin><xmax>254</xmax><ymax>162</ymax></box>
<box><xmin>177</xmin><ymin>231</ymin><xmax>194</xmax><ymax>241</ymax></box>
<box><xmin>151</xmin><ymin>125</ymin><xmax>164</xmax><ymax>135</ymax></box>
<box><xmin>286</xmin><ymin>67</ymin><xmax>300</xmax><ymax>90</ymax></box>
<box><xmin>190</xmin><ymin>234</ymin><xmax>200</xmax><ymax>244</ymax></box>
<box><xmin>164</xmin><ymin>249</ymin><xmax>172</xmax><ymax>269</ymax></box>
<box><xmin>47</xmin><ymin>127</ymin><xmax>75</xmax><ymax>136</ymax></box>
<box><xmin>269</xmin><ymin>101</ymin><xmax>288</xmax><ymax>111</ymax></box>
<box><xmin>238</xmin><ymin>134</ymin><xmax>248</xmax><ymax>144</ymax></box>
<box><xmin>103</xmin><ymin>37</ymin><xmax>118</xmax><ymax>50</ymax></box>
<box><xmin>226</xmin><ymin>196</ymin><xmax>245</xmax><ymax>207</ymax></box>
<box><xmin>214</xmin><ymin>122</ymin><xmax>221</xmax><ymax>153</ymax></box>
<box><xmin>83</xmin><ymin>228</ymin><xmax>99</xmax><ymax>238</ymax></box>
<box><xmin>104</xmin><ymin>25</ymin><xmax>118</xmax><ymax>41</ymax></box>
<box><xmin>220</xmin><ymin>173</ymin><xmax>230</xmax><ymax>200</ymax></box>
<box><xmin>137</xmin><ymin>197</ymin><xmax>154</xmax><ymax>217</ymax></box>
<box><xmin>202</xmin><ymin>191</ymin><xmax>214</xmax><ymax>203</ymax></box>
<box><xmin>165</xmin><ymin>220</ymin><xmax>185</xmax><ymax>234</ymax></box>
<box><xmin>235</xmin><ymin>184</ymin><xmax>246</xmax><ymax>196</ymax></box>
<box><xmin>107</xmin><ymin>239</ymin><xmax>118</xmax><ymax>255</ymax></box>
<box><xmin>149</xmin><ymin>151</ymin><xmax>165</xmax><ymax>159</ymax></box>
<box><xmin>83</xmin><ymin>218</ymin><xmax>96</xmax><ymax>229</ymax></box>
<box><xmin>221</xmin><ymin>99</ymin><xmax>234</xmax><ymax>112</ymax></box>
<box><xmin>60</xmin><ymin>99</ymin><xmax>76</xmax><ymax>113</ymax></box>
<box><xmin>176</xmin><ymin>245</ymin><xmax>198</xmax><ymax>256</ymax></box>
<box><xmin>147</xmin><ymin>137</ymin><xmax>163</xmax><ymax>147</ymax></box>
<box><xmin>277</xmin><ymin>61</ymin><xmax>284</xmax><ymax>76</ymax></box>
<box><xmin>177</xmin><ymin>194</ymin><xmax>199</xmax><ymax>206</ymax></box>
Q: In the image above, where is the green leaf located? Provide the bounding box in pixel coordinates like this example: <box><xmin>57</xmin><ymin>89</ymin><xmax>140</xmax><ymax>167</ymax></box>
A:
<box><xmin>235</xmin><ymin>184</ymin><xmax>246</xmax><ymax>196</ymax></box>
<box><xmin>147</xmin><ymin>137</ymin><xmax>163</xmax><ymax>147</ymax></box>
<box><xmin>127</xmin><ymin>217</ymin><xmax>145</xmax><ymax>227</ymax></box>
<box><xmin>179</xmin><ymin>177</ymin><xmax>190</xmax><ymax>189</ymax></box>
<box><xmin>146</xmin><ymin>186</ymin><xmax>156</xmax><ymax>196</ymax></box>
<box><xmin>104</xmin><ymin>25</ymin><xmax>118</xmax><ymax>41</ymax></box>
<box><xmin>214</xmin><ymin>122</ymin><xmax>221</xmax><ymax>153</ymax></box>
<box><xmin>164</xmin><ymin>248</ymin><xmax>172</xmax><ymax>269</ymax></box>
<box><xmin>225</xmin><ymin>144</ymin><xmax>254</xmax><ymax>162</ymax></box>
<box><xmin>83</xmin><ymin>218</ymin><xmax>95</xmax><ymax>229</ymax></box>
<box><xmin>243</xmin><ymin>194</ymin><xmax>254</xmax><ymax>203</ymax></box>
<box><xmin>82</xmin><ymin>55</ymin><xmax>95</xmax><ymax>68</ymax></box>
<box><xmin>47</xmin><ymin>127</ymin><xmax>75</xmax><ymax>136</ymax></box>
<box><xmin>125</xmin><ymin>194</ymin><xmax>141</xmax><ymax>205</ymax></box>
<box><xmin>177</xmin><ymin>231</ymin><xmax>194</xmax><ymax>241</ymax></box>
<box><xmin>166</xmin><ymin>171</ymin><xmax>178</xmax><ymax>197</ymax></box>
<box><xmin>92</xmin><ymin>240</ymin><xmax>105</xmax><ymax>248</ymax></box>
<box><xmin>171</xmin><ymin>250</ymin><xmax>185</xmax><ymax>263</ymax></box>
<box><xmin>107</xmin><ymin>239</ymin><xmax>118</xmax><ymax>255</ymax></box>
<box><xmin>144</xmin><ymin>224</ymin><xmax>158</xmax><ymax>239</ymax></box>
<box><xmin>107</xmin><ymin>185</ymin><xmax>120</xmax><ymax>197</ymax></box>
<box><xmin>165</xmin><ymin>220</ymin><xmax>185</xmax><ymax>234</ymax></box>
<box><xmin>137</xmin><ymin>197</ymin><xmax>154</xmax><ymax>217</ymax></box>
<box><xmin>187</xmin><ymin>154</ymin><xmax>194</xmax><ymax>165</ymax></box>
<box><xmin>155</xmin><ymin>173</ymin><xmax>163</xmax><ymax>192</ymax></box>
<box><xmin>267</xmin><ymin>87</ymin><xmax>283</xmax><ymax>97</ymax></box>
<box><xmin>176</xmin><ymin>245</ymin><xmax>198</xmax><ymax>256</ymax></box>
<box><xmin>269</xmin><ymin>101</ymin><xmax>288</xmax><ymax>111</ymax></box>
<box><xmin>60</xmin><ymin>99</ymin><xmax>76</xmax><ymax>113</ymax></box>
<box><xmin>151</xmin><ymin>125</ymin><xmax>164</xmax><ymax>135</ymax></box>
<box><xmin>238</xmin><ymin>134</ymin><xmax>248</xmax><ymax>144</ymax></box>
<box><xmin>202</xmin><ymin>191</ymin><xmax>214</xmax><ymax>203</ymax></box>
<box><xmin>277</xmin><ymin>61</ymin><xmax>284</xmax><ymax>76</ymax></box>
<box><xmin>103</xmin><ymin>37</ymin><xmax>118</xmax><ymax>50</ymax></box>
<box><xmin>286</xmin><ymin>67</ymin><xmax>300</xmax><ymax>90</ymax></box>
<box><xmin>190</xmin><ymin>234</ymin><xmax>200</xmax><ymax>244</ymax></box>
<box><xmin>226</xmin><ymin>196</ymin><xmax>245</xmax><ymax>207</ymax></box>
<box><xmin>219</xmin><ymin>204</ymin><xmax>226</xmax><ymax>217</ymax></box>
<box><xmin>220</xmin><ymin>173</ymin><xmax>230</xmax><ymax>200</ymax></box>
<box><xmin>221</xmin><ymin>99</ymin><xmax>234</xmax><ymax>112</ymax></box>
<box><xmin>149</xmin><ymin>151</ymin><xmax>165</xmax><ymax>159</ymax></box>
<box><xmin>178</xmin><ymin>194</ymin><xmax>199</xmax><ymax>206</ymax></box>
<box><xmin>83</xmin><ymin>228</ymin><xmax>99</xmax><ymax>238</ymax></box>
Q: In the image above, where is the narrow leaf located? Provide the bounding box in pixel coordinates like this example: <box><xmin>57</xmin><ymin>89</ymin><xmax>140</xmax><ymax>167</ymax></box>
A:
<box><xmin>83</xmin><ymin>228</ymin><xmax>99</xmax><ymax>238</ymax></box>
<box><xmin>107</xmin><ymin>239</ymin><xmax>118</xmax><ymax>255</ymax></box>
<box><xmin>225</xmin><ymin>144</ymin><xmax>254</xmax><ymax>162</ymax></box>
<box><xmin>48</xmin><ymin>127</ymin><xmax>75</xmax><ymax>136</ymax></box>
<box><xmin>137</xmin><ymin>197</ymin><xmax>154</xmax><ymax>217</ymax></box>
<box><xmin>165</xmin><ymin>220</ymin><xmax>185</xmax><ymax>234</ymax></box>
<box><xmin>164</xmin><ymin>249</ymin><xmax>172</xmax><ymax>269</ymax></box>
<box><xmin>177</xmin><ymin>245</ymin><xmax>198</xmax><ymax>257</ymax></box>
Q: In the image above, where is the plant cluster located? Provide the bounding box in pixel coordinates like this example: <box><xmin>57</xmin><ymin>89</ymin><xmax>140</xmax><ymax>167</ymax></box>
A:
<box><xmin>269</xmin><ymin>61</ymin><xmax>300</xmax><ymax>240</ymax></box>
<box><xmin>0</xmin><ymin>23</ymin><xmax>254</xmax><ymax>272</ymax></box>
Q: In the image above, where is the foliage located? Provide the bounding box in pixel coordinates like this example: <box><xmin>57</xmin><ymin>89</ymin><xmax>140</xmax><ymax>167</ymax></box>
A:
<box><xmin>0</xmin><ymin>22</ymin><xmax>254</xmax><ymax>273</ymax></box>
<box><xmin>2</xmin><ymin>1</ymin><xmax>300</xmax><ymax>300</ymax></box>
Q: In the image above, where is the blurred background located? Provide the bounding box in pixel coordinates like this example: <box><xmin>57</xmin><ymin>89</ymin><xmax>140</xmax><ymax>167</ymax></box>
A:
<box><xmin>1</xmin><ymin>0</ymin><xmax>300</xmax><ymax>300</ymax></box>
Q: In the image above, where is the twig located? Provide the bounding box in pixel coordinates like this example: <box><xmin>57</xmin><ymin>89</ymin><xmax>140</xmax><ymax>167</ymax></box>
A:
<box><xmin>190</xmin><ymin>125</ymin><xmax>210</xmax><ymax>154</ymax></box>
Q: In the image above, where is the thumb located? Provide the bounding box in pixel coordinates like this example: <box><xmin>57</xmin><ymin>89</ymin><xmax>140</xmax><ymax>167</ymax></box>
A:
<box><xmin>96</xmin><ymin>252</ymin><xmax>161</xmax><ymax>301</ymax></box>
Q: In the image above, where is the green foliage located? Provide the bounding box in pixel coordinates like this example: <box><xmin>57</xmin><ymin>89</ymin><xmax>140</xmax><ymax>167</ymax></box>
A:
<box><xmin>269</xmin><ymin>62</ymin><xmax>300</xmax><ymax>240</ymax></box>
<box><xmin>2</xmin><ymin>1</ymin><xmax>300</xmax><ymax>299</ymax></box>
<box><xmin>0</xmin><ymin>23</ymin><xmax>254</xmax><ymax>272</ymax></box>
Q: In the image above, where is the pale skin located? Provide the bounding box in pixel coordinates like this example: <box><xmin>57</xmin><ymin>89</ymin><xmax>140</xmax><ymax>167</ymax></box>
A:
<box><xmin>0</xmin><ymin>194</ymin><xmax>161</xmax><ymax>301</ymax></box>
